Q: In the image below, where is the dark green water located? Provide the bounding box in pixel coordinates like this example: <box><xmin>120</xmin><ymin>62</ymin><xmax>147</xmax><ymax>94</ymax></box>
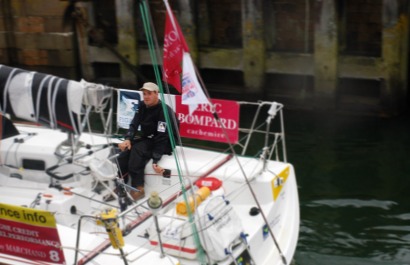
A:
<box><xmin>284</xmin><ymin>109</ymin><xmax>410</xmax><ymax>265</ymax></box>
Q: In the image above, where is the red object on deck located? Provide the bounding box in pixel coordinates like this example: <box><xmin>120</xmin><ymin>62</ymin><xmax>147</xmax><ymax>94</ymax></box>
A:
<box><xmin>195</xmin><ymin>177</ymin><xmax>222</xmax><ymax>191</ymax></box>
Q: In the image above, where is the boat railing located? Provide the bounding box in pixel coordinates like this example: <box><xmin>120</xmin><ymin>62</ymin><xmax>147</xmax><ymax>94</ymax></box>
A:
<box><xmin>237</xmin><ymin>101</ymin><xmax>287</xmax><ymax>163</ymax></box>
<box><xmin>81</xmin><ymin>80</ymin><xmax>114</xmax><ymax>135</ymax></box>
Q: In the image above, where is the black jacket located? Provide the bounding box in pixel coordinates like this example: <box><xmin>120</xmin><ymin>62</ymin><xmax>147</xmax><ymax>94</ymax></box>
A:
<box><xmin>125</xmin><ymin>100</ymin><xmax>178</xmax><ymax>163</ymax></box>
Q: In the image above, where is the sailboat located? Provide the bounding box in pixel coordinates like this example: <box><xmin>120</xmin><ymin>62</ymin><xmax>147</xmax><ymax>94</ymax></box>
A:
<box><xmin>0</xmin><ymin>1</ymin><xmax>299</xmax><ymax>265</ymax></box>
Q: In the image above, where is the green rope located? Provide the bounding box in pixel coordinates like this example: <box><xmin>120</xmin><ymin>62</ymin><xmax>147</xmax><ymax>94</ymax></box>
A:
<box><xmin>139</xmin><ymin>1</ymin><xmax>207</xmax><ymax>263</ymax></box>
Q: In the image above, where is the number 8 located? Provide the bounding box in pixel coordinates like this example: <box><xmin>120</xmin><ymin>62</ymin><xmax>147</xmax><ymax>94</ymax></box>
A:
<box><xmin>49</xmin><ymin>250</ymin><xmax>60</xmax><ymax>262</ymax></box>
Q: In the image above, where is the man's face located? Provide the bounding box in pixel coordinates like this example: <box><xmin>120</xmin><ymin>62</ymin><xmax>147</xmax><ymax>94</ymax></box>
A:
<box><xmin>142</xmin><ymin>90</ymin><xmax>159</xmax><ymax>107</ymax></box>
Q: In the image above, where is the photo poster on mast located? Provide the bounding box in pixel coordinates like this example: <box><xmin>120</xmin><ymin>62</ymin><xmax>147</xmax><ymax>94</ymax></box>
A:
<box><xmin>116</xmin><ymin>89</ymin><xmax>239</xmax><ymax>143</ymax></box>
<box><xmin>117</xmin><ymin>89</ymin><xmax>176</xmax><ymax>130</ymax></box>
<box><xmin>117</xmin><ymin>89</ymin><xmax>142</xmax><ymax>129</ymax></box>
<box><xmin>0</xmin><ymin>203</ymin><xmax>65</xmax><ymax>264</ymax></box>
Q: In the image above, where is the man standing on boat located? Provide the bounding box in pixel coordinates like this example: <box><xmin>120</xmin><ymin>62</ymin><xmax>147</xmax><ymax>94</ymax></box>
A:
<box><xmin>116</xmin><ymin>82</ymin><xmax>178</xmax><ymax>201</ymax></box>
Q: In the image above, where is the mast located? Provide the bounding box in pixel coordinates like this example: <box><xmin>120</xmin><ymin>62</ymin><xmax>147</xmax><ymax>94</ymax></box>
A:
<box><xmin>138</xmin><ymin>1</ymin><xmax>208</xmax><ymax>263</ymax></box>
<box><xmin>139</xmin><ymin>1</ymin><xmax>289</xmax><ymax>264</ymax></box>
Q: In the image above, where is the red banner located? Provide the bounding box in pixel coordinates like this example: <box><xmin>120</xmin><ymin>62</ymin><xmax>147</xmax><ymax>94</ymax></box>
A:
<box><xmin>176</xmin><ymin>97</ymin><xmax>239</xmax><ymax>143</ymax></box>
<box><xmin>116</xmin><ymin>90</ymin><xmax>240</xmax><ymax>144</ymax></box>
<box><xmin>162</xmin><ymin>10</ymin><xmax>189</xmax><ymax>92</ymax></box>
<box><xmin>0</xmin><ymin>203</ymin><xmax>65</xmax><ymax>264</ymax></box>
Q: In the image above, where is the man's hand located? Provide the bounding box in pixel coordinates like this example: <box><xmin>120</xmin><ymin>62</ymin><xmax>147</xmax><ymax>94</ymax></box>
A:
<box><xmin>152</xmin><ymin>163</ymin><xmax>164</xmax><ymax>174</ymax></box>
<box><xmin>118</xmin><ymin>140</ymin><xmax>131</xmax><ymax>151</ymax></box>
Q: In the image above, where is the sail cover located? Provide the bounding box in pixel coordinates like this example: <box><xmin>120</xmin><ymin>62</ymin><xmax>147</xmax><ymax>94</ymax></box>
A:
<box><xmin>0</xmin><ymin>64</ymin><xmax>84</xmax><ymax>134</ymax></box>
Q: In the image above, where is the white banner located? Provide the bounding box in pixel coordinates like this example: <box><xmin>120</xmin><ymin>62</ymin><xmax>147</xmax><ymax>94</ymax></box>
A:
<box><xmin>181</xmin><ymin>52</ymin><xmax>210</xmax><ymax>115</ymax></box>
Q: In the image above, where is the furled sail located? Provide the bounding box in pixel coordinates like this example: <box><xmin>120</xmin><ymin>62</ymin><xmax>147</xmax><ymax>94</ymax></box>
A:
<box><xmin>0</xmin><ymin>64</ymin><xmax>84</xmax><ymax>134</ymax></box>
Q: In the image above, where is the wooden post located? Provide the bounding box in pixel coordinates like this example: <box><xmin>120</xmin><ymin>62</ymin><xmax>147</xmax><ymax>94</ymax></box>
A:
<box><xmin>242</xmin><ymin>0</ymin><xmax>265</xmax><ymax>92</ymax></box>
<box><xmin>73</xmin><ymin>3</ymin><xmax>93</xmax><ymax>80</ymax></box>
<box><xmin>115</xmin><ymin>0</ymin><xmax>138</xmax><ymax>85</ymax></box>
<box><xmin>381</xmin><ymin>0</ymin><xmax>408</xmax><ymax>115</ymax></box>
<box><xmin>313</xmin><ymin>0</ymin><xmax>338</xmax><ymax>109</ymax></box>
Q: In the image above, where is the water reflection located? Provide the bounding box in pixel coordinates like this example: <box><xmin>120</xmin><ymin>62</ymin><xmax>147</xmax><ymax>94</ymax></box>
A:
<box><xmin>285</xmin><ymin>109</ymin><xmax>410</xmax><ymax>264</ymax></box>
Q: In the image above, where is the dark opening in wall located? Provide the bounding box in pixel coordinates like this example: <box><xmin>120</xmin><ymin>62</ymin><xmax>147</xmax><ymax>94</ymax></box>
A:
<box><xmin>338</xmin><ymin>78</ymin><xmax>381</xmax><ymax>98</ymax></box>
<box><xmin>91</xmin><ymin>0</ymin><xmax>118</xmax><ymax>45</ymax></box>
<box><xmin>265</xmin><ymin>73</ymin><xmax>314</xmax><ymax>96</ymax></box>
<box><xmin>186</xmin><ymin>69</ymin><xmax>245</xmax><ymax>100</ymax></box>
<box><xmin>200</xmin><ymin>69</ymin><xmax>244</xmax><ymax>87</ymax></box>
<box><xmin>339</xmin><ymin>0</ymin><xmax>382</xmax><ymax>56</ymax></box>
<box><xmin>139</xmin><ymin>64</ymin><xmax>180</xmax><ymax>94</ymax></box>
<box><xmin>269</xmin><ymin>0</ymin><xmax>314</xmax><ymax>53</ymax></box>
<box><xmin>93</xmin><ymin>62</ymin><xmax>121</xmax><ymax>80</ymax></box>
<box><xmin>139</xmin><ymin>65</ymin><xmax>157</xmax><ymax>81</ymax></box>
<box><xmin>207</xmin><ymin>0</ymin><xmax>242</xmax><ymax>47</ymax></box>
<box><xmin>135</xmin><ymin>0</ymin><xmax>182</xmax><ymax>46</ymax></box>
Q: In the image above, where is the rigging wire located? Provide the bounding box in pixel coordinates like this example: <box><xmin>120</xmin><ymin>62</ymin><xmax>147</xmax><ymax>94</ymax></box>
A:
<box><xmin>211</xmin><ymin>104</ymin><xmax>288</xmax><ymax>265</ymax></box>
<box><xmin>161</xmin><ymin>0</ymin><xmax>197</xmax><ymax>185</ymax></box>
<box><xmin>139</xmin><ymin>1</ymin><xmax>207</xmax><ymax>263</ymax></box>
<box><xmin>163</xmin><ymin>2</ymin><xmax>288</xmax><ymax>264</ymax></box>
<box><xmin>140</xmin><ymin>0</ymin><xmax>289</xmax><ymax>263</ymax></box>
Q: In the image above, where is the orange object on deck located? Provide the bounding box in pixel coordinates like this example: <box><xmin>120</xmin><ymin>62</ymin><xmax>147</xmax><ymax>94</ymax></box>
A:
<box><xmin>176</xmin><ymin>186</ymin><xmax>211</xmax><ymax>216</ymax></box>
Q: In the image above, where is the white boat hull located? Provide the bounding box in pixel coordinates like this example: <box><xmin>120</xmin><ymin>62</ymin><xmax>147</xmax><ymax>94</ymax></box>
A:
<box><xmin>0</xmin><ymin>117</ymin><xmax>299</xmax><ymax>265</ymax></box>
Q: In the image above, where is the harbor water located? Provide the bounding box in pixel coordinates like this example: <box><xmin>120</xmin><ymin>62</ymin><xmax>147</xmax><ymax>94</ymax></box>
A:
<box><xmin>285</xmin><ymin>109</ymin><xmax>410</xmax><ymax>265</ymax></box>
